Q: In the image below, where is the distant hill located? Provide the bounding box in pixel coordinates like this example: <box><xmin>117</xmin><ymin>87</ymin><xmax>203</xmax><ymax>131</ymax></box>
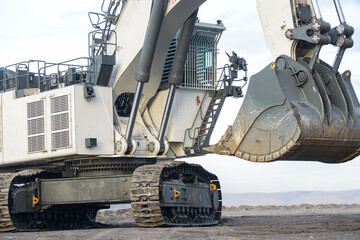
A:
<box><xmin>222</xmin><ymin>190</ymin><xmax>360</xmax><ymax>206</ymax></box>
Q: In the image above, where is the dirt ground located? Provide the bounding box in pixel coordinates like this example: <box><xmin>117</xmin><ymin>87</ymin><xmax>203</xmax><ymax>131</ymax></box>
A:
<box><xmin>2</xmin><ymin>204</ymin><xmax>360</xmax><ymax>240</ymax></box>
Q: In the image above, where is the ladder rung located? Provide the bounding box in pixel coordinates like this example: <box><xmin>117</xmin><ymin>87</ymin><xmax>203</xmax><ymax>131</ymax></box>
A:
<box><xmin>218</xmin><ymin>90</ymin><xmax>224</xmax><ymax>93</ymax></box>
<box><xmin>200</xmin><ymin>128</ymin><xmax>210</xmax><ymax>131</ymax></box>
<box><xmin>208</xmin><ymin>109</ymin><xmax>218</xmax><ymax>113</ymax></box>
<box><xmin>202</xmin><ymin>122</ymin><xmax>213</xmax><ymax>125</ymax></box>
<box><xmin>199</xmin><ymin>134</ymin><xmax>207</xmax><ymax>137</ymax></box>
<box><xmin>210</xmin><ymin>103</ymin><xmax>220</xmax><ymax>107</ymax></box>
<box><xmin>213</xmin><ymin>97</ymin><xmax>222</xmax><ymax>100</ymax></box>
<box><xmin>205</xmin><ymin>116</ymin><xmax>212</xmax><ymax>119</ymax></box>
<box><xmin>195</xmin><ymin>140</ymin><xmax>205</xmax><ymax>143</ymax></box>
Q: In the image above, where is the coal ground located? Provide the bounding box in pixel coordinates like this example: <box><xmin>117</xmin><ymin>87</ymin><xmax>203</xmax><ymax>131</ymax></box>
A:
<box><xmin>1</xmin><ymin>204</ymin><xmax>360</xmax><ymax>240</ymax></box>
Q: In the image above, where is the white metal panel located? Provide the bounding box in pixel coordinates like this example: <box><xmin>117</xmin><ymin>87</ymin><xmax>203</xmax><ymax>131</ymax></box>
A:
<box><xmin>147</xmin><ymin>88</ymin><xmax>210</xmax><ymax>142</ymax></box>
<box><xmin>2</xmin><ymin>89</ymin><xmax>73</xmax><ymax>164</ymax></box>
<box><xmin>168</xmin><ymin>88</ymin><xmax>209</xmax><ymax>142</ymax></box>
<box><xmin>256</xmin><ymin>0</ymin><xmax>295</xmax><ymax>58</ymax></box>
<box><xmin>74</xmin><ymin>85</ymin><xmax>114</xmax><ymax>155</ymax></box>
<box><xmin>1</xmin><ymin>85</ymin><xmax>114</xmax><ymax>165</ymax></box>
<box><xmin>110</xmin><ymin>0</ymin><xmax>152</xmax><ymax>94</ymax></box>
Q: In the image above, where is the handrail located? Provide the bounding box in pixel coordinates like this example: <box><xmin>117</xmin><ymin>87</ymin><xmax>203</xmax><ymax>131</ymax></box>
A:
<box><xmin>1</xmin><ymin>58</ymin><xmax>92</xmax><ymax>93</ymax></box>
<box><xmin>182</xmin><ymin>58</ymin><xmax>248</xmax><ymax>153</ymax></box>
<box><xmin>88</xmin><ymin>30</ymin><xmax>117</xmax><ymax>59</ymax></box>
<box><xmin>88</xmin><ymin>0</ymin><xmax>125</xmax><ymax>59</ymax></box>
<box><xmin>182</xmin><ymin>67</ymin><xmax>227</xmax><ymax>151</ymax></box>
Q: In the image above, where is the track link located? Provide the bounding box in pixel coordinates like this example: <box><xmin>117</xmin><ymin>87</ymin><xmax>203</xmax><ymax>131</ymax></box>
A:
<box><xmin>131</xmin><ymin>161</ymin><xmax>222</xmax><ymax>227</ymax></box>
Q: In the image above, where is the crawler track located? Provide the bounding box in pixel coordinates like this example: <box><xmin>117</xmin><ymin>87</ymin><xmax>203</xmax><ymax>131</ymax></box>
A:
<box><xmin>131</xmin><ymin>161</ymin><xmax>222</xmax><ymax>227</ymax></box>
<box><xmin>0</xmin><ymin>170</ymin><xmax>42</xmax><ymax>232</ymax></box>
<box><xmin>0</xmin><ymin>173</ymin><xmax>16</xmax><ymax>232</ymax></box>
<box><xmin>0</xmin><ymin>170</ymin><xmax>99</xmax><ymax>232</ymax></box>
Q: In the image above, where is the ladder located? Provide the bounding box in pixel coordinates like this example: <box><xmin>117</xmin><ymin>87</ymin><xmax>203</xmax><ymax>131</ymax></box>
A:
<box><xmin>193</xmin><ymin>88</ymin><xmax>226</xmax><ymax>152</ymax></box>
<box><xmin>183</xmin><ymin>54</ymin><xmax>247</xmax><ymax>155</ymax></box>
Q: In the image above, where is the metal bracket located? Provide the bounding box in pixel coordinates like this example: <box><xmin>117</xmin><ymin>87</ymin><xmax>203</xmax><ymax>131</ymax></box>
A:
<box><xmin>285</xmin><ymin>20</ymin><xmax>331</xmax><ymax>45</ymax></box>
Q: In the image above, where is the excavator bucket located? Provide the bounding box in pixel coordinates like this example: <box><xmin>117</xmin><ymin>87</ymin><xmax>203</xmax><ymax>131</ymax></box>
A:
<box><xmin>207</xmin><ymin>55</ymin><xmax>360</xmax><ymax>163</ymax></box>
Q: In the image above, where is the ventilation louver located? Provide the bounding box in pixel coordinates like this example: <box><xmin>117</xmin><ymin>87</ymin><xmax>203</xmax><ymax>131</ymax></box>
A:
<box><xmin>161</xmin><ymin>23</ymin><xmax>225</xmax><ymax>90</ymax></box>
<box><xmin>27</xmin><ymin>100</ymin><xmax>45</xmax><ymax>153</ymax></box>
<box><xmin>50</xmin><ymin>95</ymin><xmax>70</xmax><ymax>150</ymax></box>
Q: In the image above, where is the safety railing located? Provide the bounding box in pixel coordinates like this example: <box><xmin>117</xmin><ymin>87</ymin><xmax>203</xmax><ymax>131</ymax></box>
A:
<box><xmin>0</xmin><ymin>58</ymin><xmax>93</xmax><ymax>93</ymax></box>
<box><xmin>88</xmin><ymin>0</ymin><xmax>124</xmax><ymax>59</ymax></box>
<box><xmin>88</xmin><ymin>30</ymin><xmax>117</xmax><ymax>60</ymax></box>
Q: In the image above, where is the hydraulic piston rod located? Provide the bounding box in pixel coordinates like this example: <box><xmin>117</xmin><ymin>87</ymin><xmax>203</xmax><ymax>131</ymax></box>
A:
<box><xmin>333</xmin><ymin>0</ymin><xmax>346</xmax><ymax>24</ymax></box>
<box><xmin>157</xmin><ymin>10</ymin><xmax>199</xmax><ymax>154</ymax></box>
<box><xmin>310</xmin><ymin>0</ymin><xmax>323</xmax><ymax>20</ymax></box>
<box><xmin>125</xmin><ymin>82</ymin><xmax>143</xmax><ymax>141</ymax></box>
<box><xmin>124</xmin><ymin>0</ymin><xmax>168</xmax><ymax>153</ymax></box>
<box><xmin>158</xmin><ymin>84</ymin><xmax>177</xmax><ymax>142</ymax></box>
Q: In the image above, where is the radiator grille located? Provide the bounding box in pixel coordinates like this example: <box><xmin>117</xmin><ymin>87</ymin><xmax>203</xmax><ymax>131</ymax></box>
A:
<box><xmin>183</xmin><ymin>32</ymin><xmax>219</xmax><ymax>90</ymax></box>
<box><xmin>27</xmin><ymin>100</ymin><xmax>45</xmax><ymax>153</ymax></box>
<box><xmin>51</xmin><ymin>131</ymin><xmax>70</xmax><ymax>150</ymax></box>
<box><xmin>27</xmin><ymin>100</ymin><xmax>44</xmax><ymax>118</ymax></box>
<box><xmin>51</xmin><ymin>113</ymin><xmax>69</xmax><ymax>131</ymax></box>
<box><xmin>50</xmin><ymin>95</ymin><xmax>70</xmax><ymax>150</ymax></box>
<box><xmin>161</xmin><ymin>23</ymin><xmax>224</xmax><ymax>90</ymax></box>
<box><xmin>28</xmin><ymin>118</ymin><xmax>45</xmax><ymax>135</ymax></box>
<box><xmin>161</xmin><ymin>38</ymin><xmax>178</xmax><ymax>82</ymax></box>
<box><xmin>51</xmin><ymin>95</ymin><xmax>69</xmax><ymax>114</ymax></box>
<box><xmin>28</xmin><ymin>135</ymin><xmax>45</xmax><ymax>153</ymax></box>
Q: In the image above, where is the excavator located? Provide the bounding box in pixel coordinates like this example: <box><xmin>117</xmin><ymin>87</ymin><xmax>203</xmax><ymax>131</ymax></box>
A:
<box><xmin>0</xmin><ymin>0</ymin><xmax>357</xmax><ymax>231</ymax></box>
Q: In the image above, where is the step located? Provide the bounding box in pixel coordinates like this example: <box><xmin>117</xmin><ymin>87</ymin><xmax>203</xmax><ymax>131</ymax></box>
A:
<box><xmin>210</xmin><ymin>103</ymin><xmax>220</xmax><ymax>107</ymax></box>
<box><xmin>208</xmin><ymin>109</ymin><xmax>218</xmax><ymax>113</ymax></box>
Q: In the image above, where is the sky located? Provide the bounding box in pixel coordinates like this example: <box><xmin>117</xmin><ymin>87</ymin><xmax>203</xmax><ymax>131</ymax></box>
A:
<box><xmin>1</xmin><ymin>0</ymin><xmax>360</xmax><ymax>194</ymax></box>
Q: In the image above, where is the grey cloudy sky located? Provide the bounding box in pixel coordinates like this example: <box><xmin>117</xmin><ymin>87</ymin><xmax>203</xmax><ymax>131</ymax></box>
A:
<box><xmin>1</xmin><ymin>0</ymin><xmax>360</xmax><ymax>193</ymax></box>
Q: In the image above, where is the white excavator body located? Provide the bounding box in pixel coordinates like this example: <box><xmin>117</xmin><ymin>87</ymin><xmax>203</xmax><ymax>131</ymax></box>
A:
<box><xmin>0</xmin><ymin>0</ymin><xmax>357</xmax><ymax>232</ymax></box>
